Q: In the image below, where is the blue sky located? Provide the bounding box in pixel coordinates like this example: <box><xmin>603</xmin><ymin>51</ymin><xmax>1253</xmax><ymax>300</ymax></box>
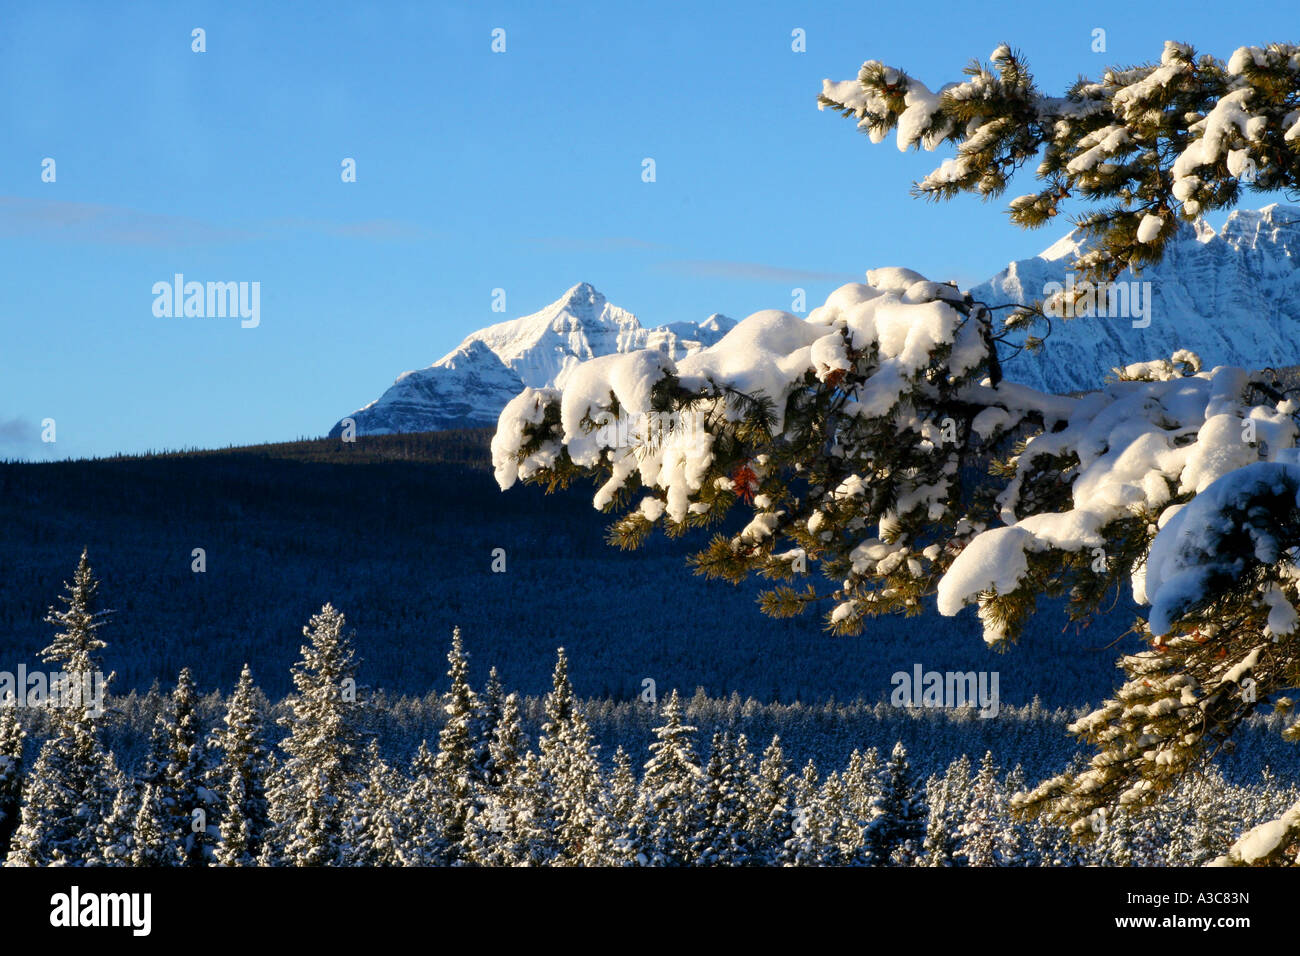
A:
<box><xmin>1</xmin><ymin>0</ymin><xmax>1293</xmax><ymax>459</ymax></box>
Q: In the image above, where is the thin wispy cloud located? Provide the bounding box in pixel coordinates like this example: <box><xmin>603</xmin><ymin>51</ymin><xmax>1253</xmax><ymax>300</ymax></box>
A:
<box><xmin>0</xmin><ymin>196</ymin><xmax>255</xmax><ymax>245</ymax></box>
<box><xmin>267</xmin><ymin>217</ymin><xmax>438</xmax><ymax>241</ymax></box>
<box><xmin>0</xmin><ymin>416</ymin><xmax>39</xmax><ymax>447</ymax></box>
<box><xmin>0</xmin><ymin>196</ymin><xmax>431</xmax><ymax>246</ymax></box>
<box><xmin>525</xmin><ymin>235</ymin><xmax>666</xmax><ymax>252</ymax></box>
<box><xmin>655</xmin><ymin>258</ymin><xmax>861</xmax><ymax>283</ymax></box>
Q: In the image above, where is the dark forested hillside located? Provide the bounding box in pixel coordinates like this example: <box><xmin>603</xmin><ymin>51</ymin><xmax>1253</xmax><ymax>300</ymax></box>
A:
<box><xmin>0</xmin><ymin>430</ymin><xmax>1141</xmax><ymax>703</ymax></box>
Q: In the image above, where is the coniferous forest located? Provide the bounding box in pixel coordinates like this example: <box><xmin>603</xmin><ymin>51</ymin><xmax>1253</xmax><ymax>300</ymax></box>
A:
<box><xmin>1</xmin><ymin>551</ymin><xmax>1293</xmax><ymax>868</ymax></box>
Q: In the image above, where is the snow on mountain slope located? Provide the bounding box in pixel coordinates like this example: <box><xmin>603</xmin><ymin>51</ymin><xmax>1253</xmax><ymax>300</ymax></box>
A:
<box><xmin>330</xmin><ymin>283</ymin><xmax>736</xmax><ymax>436</ymax></box>
<box><xmin>329</xmin><ymin>340</ymin><xmax>526</xmax><ymax>436</ymax></box>
<box><xmin>969</xmin><ymin>203</ymin><xmax>1300</xmax><ymax>394</ymax></box>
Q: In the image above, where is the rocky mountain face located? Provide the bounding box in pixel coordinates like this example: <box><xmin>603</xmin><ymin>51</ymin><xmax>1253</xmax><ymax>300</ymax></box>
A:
<box><xmin>968</xmin><ymin>203</ymin><xmax>1300</xmax><ymax>393</ymax></box>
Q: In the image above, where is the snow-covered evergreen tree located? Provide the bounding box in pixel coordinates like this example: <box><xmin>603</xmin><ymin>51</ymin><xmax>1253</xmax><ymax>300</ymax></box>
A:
<box><xmin>434</xmin><ymin>627</ymin><xmax>480</xmax><ymax>861</ymax></box>
<box><xmin>599</xmin><ymin>746</ymin><xmax>639</xmax><ymax>866</ymax></box>
<box><xmin>815</xmin><ymin>771</ymin><xmax>867</xmax><ymax>866</ymax></box>
<box><xmin>692</xmin><ymin>731</ymin><xmax>752</xmax><ymax>865</ymax></box>
<box><xmin>1024</xmin><ymin>810</ymin><xmax>1082</xmax><ymax>868</ymax></box>
<box><xmin>463</xmin><ymin>691</ymin><xmax>534</xmax><ymax>866</ymax></box>
<box><xmin>1185</xmin><ymin>775</ymin><xmax>1231</xmax><ymax>865</ymax></box>
<box><xmin>155</xmin><ymin>668</ymin><xmax>218</xmax><ymax>866</ymax></box>
<box><xmin>212</xmin><ymin>664</ymin><xmax>270</xmax><ymax>867</ymax></box>
<box><xmin>7</xmin><ymin>732</ymin><xmax>124</xmax><ymax>867</ymax></box>
<box><xmin>487</xmin><ymin>691</ymin><xmax>526</xmax><ymax>789</ymax></box>
<box><xmin>399</xmin><ymin>741</ymin><xmax>448</xmax><ymax>865</ymax></box>
<box><xmin>787</xmin><ymin>759</ymin><xmax>826</xmax><ymax>866</ymax></box>
<box><xmin>864</xmin><ymin>742</ymin><xmax>926</xmax><ymax>866</ymax></box>
<box><xmin>0</xmin><ymin>706</ymin><xmax>24</xmax><ymax>858</ymax></box>
<box><xmin>141</xmin><ymin>715</ymin><xmax>168</xmax><ymax>788</ymax></box>
<box><xmin>843</xmin><ymin>747</ymin><xmax>881</xmax><ymax>827</ymax></box>
<box><xmin>264</xmin><ymin>603</ymin><xmax>363</xmax><ymax>866</ymax></box>
<box><xmin>5</xmin><ymin>552</ymin><xmax>122</xmax><ymax>867</ymax></box>
<box><xmin>636</xmin><ymin>690</ymin><xmax>703</xmax><ymax>866</ymax></box>
<box><xmin>475</xmin><ymin>666</ymin><xmax>505</xmax><ymax>786</ymax></box>
<box><xmin>752</xmin><ymin>734</ymin><xmax>795</xmax><ymax>865</ymax></box>
<box><xmin>467</xmin><ymin>750</ymin><xmax>550</xmax><ymax>866</ymax></box>
<box><xmin>536</xmin><ymin>648</ymin><xmax>604</xmax><ymax>865</ymax></box>
<box><xmin>96</xmin><ymin>784</ymin><xmax>137</xmax><ymax>866</ymax></box>
<box><xmin>958</xmin><ymin>752</ymin><xmax>1011</xmax><ymax>867</ymax></box>
<box><xmin>131</xmin><ymin>783</ymin><xmax>180</xmax><ymax>866</ymax></box>
<box><xmin>925</xmin><ymin>764</ymin><xmax>967</xmax><ymax>868</ymax></box>
<box><xmin>342</xmin><ymin>740</ymin><xmax>404</xmax><ymax>866</ymax></box>
<box><xmin>1098</xmin><ymin>807</ymin><xmax>1136</xmax><ymax>867</ymax></box>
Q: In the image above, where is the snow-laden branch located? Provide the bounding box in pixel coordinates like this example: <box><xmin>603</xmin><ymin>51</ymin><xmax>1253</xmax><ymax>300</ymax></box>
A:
<box><xmin>1211</xmin><ymin>796</ymin><xmax>1300</xmax><ymax>866</ymax></box>
<box><xmin>819</xmin><ymin>42</ymin><xmax>1300</xmax><ymax>289</ymax></box>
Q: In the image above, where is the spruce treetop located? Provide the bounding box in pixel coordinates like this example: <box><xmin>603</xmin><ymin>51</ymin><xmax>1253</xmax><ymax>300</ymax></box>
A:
<box><xmin>41</xmin><ymin>549</ymin><xmax>110</xmax><ymax>679</ymax></box>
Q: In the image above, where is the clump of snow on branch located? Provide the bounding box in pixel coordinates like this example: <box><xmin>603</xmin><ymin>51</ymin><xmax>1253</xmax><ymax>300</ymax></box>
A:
<box><xmin>1140</xmin><ymin>462</ymin><xmax>1300</xmax><ymax>635</ymax></box>
<box><xmin>939</xmin><ymin>368</ymin><xmax>1296</xmax><ymax>639</ymax></box>
<box><xmin>1212</xmin><ymin>798</ymin><xmax>1300</xmax><ymax>866</ymax></box>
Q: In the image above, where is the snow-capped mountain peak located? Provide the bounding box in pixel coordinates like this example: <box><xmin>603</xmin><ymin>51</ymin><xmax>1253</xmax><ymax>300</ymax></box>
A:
<box><xmin>1218</xmin><ymin>202</ymin><xmax>1300</xmax><ymax>251</ymax></box>
<box><xmin>330</xmin><ymin>285</ymin><xmax>735</xmax><ymax>437</ymax></box>
<box><xmin>557</xmin><ymin>280</ymin><xmax>605</xmax><ymax>311</ymax></box>
<box><xmin>450</xmin><ymin>282</ymin><xmax>645</xmax><ymax>389</ymax></box>
<box><xmin>1036</xmin><ymin>231</ymin><xmax>1086</xmax><ymax>263</ymax></box>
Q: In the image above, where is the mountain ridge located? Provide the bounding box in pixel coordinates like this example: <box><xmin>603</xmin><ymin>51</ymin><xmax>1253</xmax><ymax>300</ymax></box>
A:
<box><xmin>970</xmin><ymin>203</ymin><xmax>1300</xmax><ymax>393</ymax></box>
